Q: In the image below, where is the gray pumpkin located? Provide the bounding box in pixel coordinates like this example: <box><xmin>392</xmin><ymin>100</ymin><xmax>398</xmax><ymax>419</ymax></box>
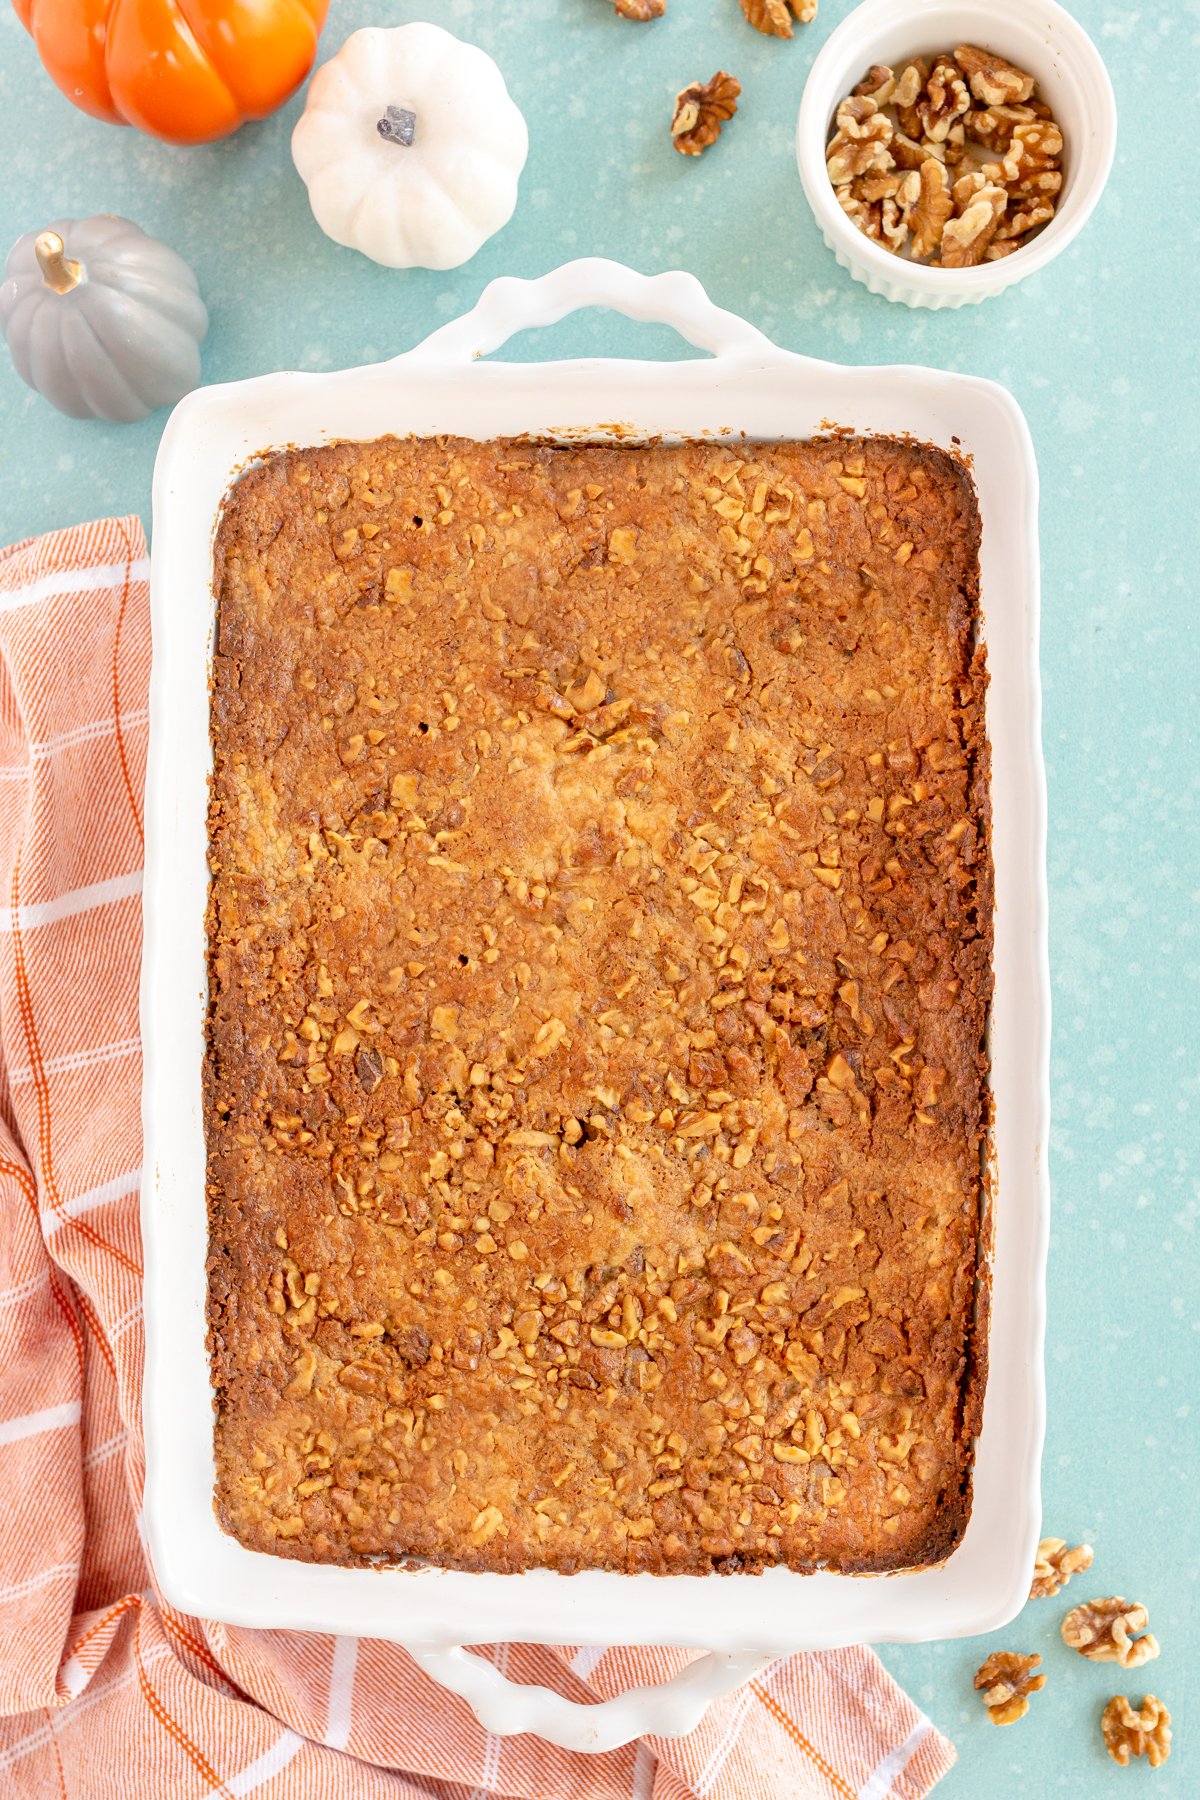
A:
<box><xmin>0</xmin><ymin>215</ymin><xmax>208</xmax><ymax>423</ymax></box>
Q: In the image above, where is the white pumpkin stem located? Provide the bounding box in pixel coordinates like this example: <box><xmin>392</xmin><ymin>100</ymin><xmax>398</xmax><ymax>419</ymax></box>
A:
<box><xmin>35</xmin><ymin>231</ymin><xmax>83</xmax><ymax>296</ymax></box>
<box><xmin>377</xmin><ymin>105</ymin><xmax>417</xmax><ymax>147</ymax></box>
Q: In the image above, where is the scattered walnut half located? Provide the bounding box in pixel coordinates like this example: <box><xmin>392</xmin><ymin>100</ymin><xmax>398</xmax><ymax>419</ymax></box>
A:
<box><xmin>1030</xmin><ymin>1535</ymin><xmax>1094</xmax><ymax>1599</ymax></box>
<box><xmin>825</xmin><ymin>46</ymin><xmax>1062</xmax><ymax>266</ymax></box>
<box><xmin>1062</xmin><ymin>1598</ymin><xmax>1161</xmax><ymax>1669</ymax></box>
<box><xmin>612</xmin><ymin>0</ymin><xmax>665</xmax><ymax>18</ymax></box>
<box><xmin>672</xmin><ymin>72</ymin><xmax>741</xmax><ymax>156</ymax></box>
<box><xmin>1102</xmin><ymin>1695</ymin><xmax>1172</xmax><ymax>1769</ymax></box>
<box><xmin>974</xmin><ymin>1651</ymin><xmax>1046</xmax><ymax>1725</ymax></box>
<box><xmin>740</xmin><ymin>0</ymin><xmax>816</xmax><ymax>40</ymax></box>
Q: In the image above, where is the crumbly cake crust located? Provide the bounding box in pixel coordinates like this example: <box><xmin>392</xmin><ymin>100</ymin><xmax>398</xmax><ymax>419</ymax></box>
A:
<box><xmin>206</xmin><ymin>434</ymin><xmax>991</xmax><ymax>1575</ymax></box>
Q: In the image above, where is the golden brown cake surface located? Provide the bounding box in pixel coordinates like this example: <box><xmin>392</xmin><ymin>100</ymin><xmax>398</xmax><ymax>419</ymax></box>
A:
<box><xmin>206</xmin><ymin>434</ymin><xmax>991</xmax><ymax>1574</ymax></box>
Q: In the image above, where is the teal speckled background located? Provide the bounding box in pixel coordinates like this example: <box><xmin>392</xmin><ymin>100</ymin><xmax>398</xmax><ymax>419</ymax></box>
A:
<box><xmin>1</xmin><ymin>2</ymin><xmax>1196</xmax><ymax>1793</ymax></box>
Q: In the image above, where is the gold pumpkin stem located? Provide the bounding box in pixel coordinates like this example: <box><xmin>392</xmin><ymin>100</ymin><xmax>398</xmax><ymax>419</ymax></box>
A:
<box><xmin>35</xmin><ymin>231</ymin><xmax>83</xmax><ymax>296</ymax></box>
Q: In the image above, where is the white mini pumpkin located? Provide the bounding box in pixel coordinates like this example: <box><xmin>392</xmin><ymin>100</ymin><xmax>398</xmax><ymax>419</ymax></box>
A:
<box><xmin>292</xmin><ymin>24</ymin><xmax>529</xmax><ymax>271</ymax></box>
<box><xmin>0</xmin><ymin>215</ymin><xmax>207</xmax><ymax>423</ymax></box>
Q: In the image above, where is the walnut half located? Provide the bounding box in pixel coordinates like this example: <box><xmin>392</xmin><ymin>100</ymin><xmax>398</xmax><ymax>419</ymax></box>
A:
<box><xmin>672</xmin><ymin>72</ymin><xmax>741</xmax><ymax>156</ymax></box>
<box><xmin>1101</xmin><ymin>1695</ymin><xmax>1172</xmax><ymax>1769</ymax></box>
<box><xmin>1030</xmin><ymin>1535</ymin><xmax>1094</xmax><ymax>1599</ymax></box>
<box><xmin>1061</xmin><ymin>1598</ymin><xmax>1161</xmax><ymax>1669</ymax></box>
<box><xmin>826</xmin><ymin>96</ymin><xmax>894</xmax><ymax>186</ymax></box>
<box><xmin>740</xmin><ymin>0</ymin><xmax>817</xmax><ymax>39</ymax></box>
<box><xmin>974</xmin><ymin>1651</ymin><xmax>1045</xmax><ymax>1725</ymax></box>
<box><xmin>908</xmin><ymin>158</ymin><xmax>954</xmax><ymax>260</ymax></box>
<box><xmin>955</xmin><ymin>43</ymin><xmax>1036</xmax><ymax>108</ymax></box>
<box><xmin>941</xmin><ymin>180</ymin><xmax>1007</xmax><ymax>267</ymax></box>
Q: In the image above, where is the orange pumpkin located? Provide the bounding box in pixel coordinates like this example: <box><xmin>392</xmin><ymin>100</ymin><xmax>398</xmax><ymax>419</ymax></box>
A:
<box><xmin>13</xmin><ymin>0</ymin><xmax>329</xmax><ymax>145</ymax></box>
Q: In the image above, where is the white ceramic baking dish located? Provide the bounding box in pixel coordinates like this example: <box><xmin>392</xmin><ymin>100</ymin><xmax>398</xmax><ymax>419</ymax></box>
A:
<box><xmin>141</xmin><ymin>258</ymin><xmax>1050</xmax><ymax>1753</ymax></box>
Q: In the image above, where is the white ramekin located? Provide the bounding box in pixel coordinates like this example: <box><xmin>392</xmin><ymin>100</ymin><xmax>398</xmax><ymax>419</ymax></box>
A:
<box><xmin>797</xmin><ymin>0</ymin><xmax>1117</xmax><ymax>308</ymax></box>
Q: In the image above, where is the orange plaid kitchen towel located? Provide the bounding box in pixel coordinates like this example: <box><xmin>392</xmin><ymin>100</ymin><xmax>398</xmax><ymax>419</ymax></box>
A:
<box><xmin>0</xmin><ymin>517</ymin><xmax>956</xmax><ymax>1799</ymax></box>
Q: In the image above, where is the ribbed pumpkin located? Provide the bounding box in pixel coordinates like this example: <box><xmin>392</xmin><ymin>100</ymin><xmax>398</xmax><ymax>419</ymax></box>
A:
<box><xmin>12</xmin><ymin>0</ymin><xmax>329</xmax><ymax>146</ymax></box>
<box><xmin>1</xmin><ymin>216</ymin><xmax>208</xmax><ymax>421</ymax></box>
<box><xmin>291</xmin><ymin>24</ymin><xmax>529</xmax><ymax>271</ymax></box>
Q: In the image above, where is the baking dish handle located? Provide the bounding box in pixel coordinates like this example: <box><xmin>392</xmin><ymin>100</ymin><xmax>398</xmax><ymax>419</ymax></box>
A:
<box><xmin>405</xmin><ymin>258</ymin><xmax>773</xmax><ymax>365</ymax></box>
<box><xmin>405</xmin><ymin>1643</ymin><xmax>773</xmax><ymax>1753</ymax></box>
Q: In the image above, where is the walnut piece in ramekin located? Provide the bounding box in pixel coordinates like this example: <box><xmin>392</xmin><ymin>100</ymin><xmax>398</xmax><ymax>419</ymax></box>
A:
<box><xmin>825</xmin><ymin>46</ymin><xmax>1063</xmax><ymax>267</ymax></box>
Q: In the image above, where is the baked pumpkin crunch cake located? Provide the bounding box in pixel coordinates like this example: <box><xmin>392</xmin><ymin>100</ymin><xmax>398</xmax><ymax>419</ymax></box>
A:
<box><xmin>206</xmin><ymin>434</ymin><xmax>992</xmax><ymax>1574</ymax></box>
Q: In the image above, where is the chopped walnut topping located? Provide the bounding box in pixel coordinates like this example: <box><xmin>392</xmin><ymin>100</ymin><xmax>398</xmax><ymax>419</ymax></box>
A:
<box><xmin>974</xmin><ymin>1652</ymin><xmax>1045</xmax><ymax>1725</ymax></box>
<box><xmin>740</xmin><ymin>0</ymin><xmax>816</xmax><ymax>36</ymax></box>
<box><xmin>1030</xmin><ymin>1535</ymin><xmax>1094</xmax><ymax>1599</ymax></box>
<box><xmin>1101</xmin><ymin>1695</ymin><xmax>1172</xmax><ymax>1769</ymax></box>
<box><xmin>827</xmin><ymin>48</ymin><xmax>1062</xmax><ymax>266</ymax></box>
<box><xmin>355</xmin><ymin>1045</ymin><xmax>385</xmax><ymax>1093</ymax></box>
<box><xmin>1062</xmin><ymin>1599</ymin><xmax>1161</xmax><ymax>1669</ymax></box>
<box><xmin>612</xmin><ymin>0</ymin><xmax>665</xmax><ymax>18</ymax></box>
<box><xmin>672</xmin><ymin>71</ymin><xmax>741</xmax><ymax>156</ymax></box>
